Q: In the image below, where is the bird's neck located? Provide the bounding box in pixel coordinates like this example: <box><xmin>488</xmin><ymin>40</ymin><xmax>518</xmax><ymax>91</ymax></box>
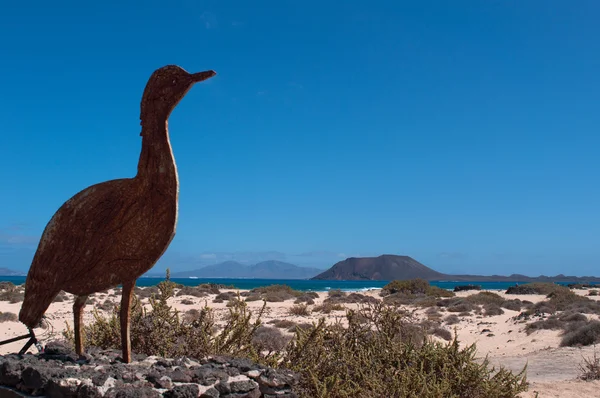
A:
<box><xmin>136</xmin><ymin>118</ymin><xmax>179</xmax><ymax>191</ymax></box>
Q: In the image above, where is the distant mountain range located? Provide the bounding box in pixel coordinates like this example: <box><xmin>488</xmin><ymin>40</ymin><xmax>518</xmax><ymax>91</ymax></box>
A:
<box><xmin>169</xmin><ymin>260</ymin><xmax>321</xmax><ymax>279</ymax></box>
<box><xmin>0</xmin><ymin>267</ymin><xmax>24</xmax><ymax>276</ymax></box>
<box><xmin>311</xmin><ymin>254</ymin><xmax>600</xmax><ymax>282</ymax></box>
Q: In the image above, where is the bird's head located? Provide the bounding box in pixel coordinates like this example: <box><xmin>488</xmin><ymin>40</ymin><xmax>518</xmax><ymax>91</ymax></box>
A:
<box><xmin>140</xmin><ymin>65</ymin><xmax>216</xmax><ymax>124</ymax></box>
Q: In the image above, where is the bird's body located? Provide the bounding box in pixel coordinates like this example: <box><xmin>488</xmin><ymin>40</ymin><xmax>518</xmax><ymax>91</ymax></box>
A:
<box><xmin>18</xmin><ymin>65</ymin><xmax>216</xmax><ymax>362</ymax></box>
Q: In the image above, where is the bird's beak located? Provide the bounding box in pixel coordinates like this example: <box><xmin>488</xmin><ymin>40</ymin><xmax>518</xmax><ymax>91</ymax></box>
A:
<box><xmin>191</xmin><ymin>70</ymin><xmax>217</xmax><ymax>83</ymax></box>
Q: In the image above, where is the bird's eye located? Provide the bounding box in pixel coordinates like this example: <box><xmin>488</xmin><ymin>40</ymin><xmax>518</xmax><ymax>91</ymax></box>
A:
<box><xmin>172</xmin><ymin>79</ymin><xmax>177</xmax><ymax>85</ymax></box>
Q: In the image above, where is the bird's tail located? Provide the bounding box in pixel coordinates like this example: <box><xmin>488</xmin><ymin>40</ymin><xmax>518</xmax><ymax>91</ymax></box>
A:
<box><xmin>19</xmin><ymin>286</ymin><xmax>59</xmax><ymax>329</ymax></box>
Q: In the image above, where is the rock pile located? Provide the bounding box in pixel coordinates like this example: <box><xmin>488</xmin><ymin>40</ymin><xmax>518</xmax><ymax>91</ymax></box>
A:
<box><xmin>0</xmin><ymin>343</ymin><xmax>298</xmax><ymax>397</ymax></box>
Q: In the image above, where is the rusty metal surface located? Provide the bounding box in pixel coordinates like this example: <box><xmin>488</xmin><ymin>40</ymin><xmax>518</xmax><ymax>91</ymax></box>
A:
<box><xmin>18</xmin><ymin>65</ymin><xmax>216</xmax><ymax>363</ymax></box>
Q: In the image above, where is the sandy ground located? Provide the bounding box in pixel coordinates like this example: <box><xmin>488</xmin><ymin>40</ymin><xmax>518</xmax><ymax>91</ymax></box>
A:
<box><xmin>1</xmin><ymin>286</ymin><xmax>600</xmax><ymax>397</ymax></box>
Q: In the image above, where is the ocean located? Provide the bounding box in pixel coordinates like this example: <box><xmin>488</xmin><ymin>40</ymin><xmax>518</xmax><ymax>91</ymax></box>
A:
<box><xmin>0</xmin><ymin>276</ymin><xmax>595</xmax><ymax>292</ymax></box>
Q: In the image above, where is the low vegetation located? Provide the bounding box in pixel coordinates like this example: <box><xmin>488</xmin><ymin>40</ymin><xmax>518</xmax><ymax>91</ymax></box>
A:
<box><xmin>288</xmin><ymin>304</ymin><xmax>311</xmax><ymax>316</ymax></box>
<box><xmin>61</xmin><ymin>273</ymin><xmax>529</xmax><ymax>397</ymax></box>
<box><xmin>0</xmin><ymin>312</ymin><xmax>18</xmax><ymax>322</ymax></box>
<box><xmin>247</xmin><ymin>284</ymin><xmax>304</xmax><ymax>302</ymax></box>
<box><xmin>379</xmin><ymin>279</ymin><xmax>454</xmax><ymax>307</ymax></box>
<box><xmin>561</xmin><ymin>321</ymin><xmax>600</xmax><ymax>347</ymax></box>
<box><xmin>505</xmin><ymin>282</ymin><xmax>567</xmax><ymax>295</ymax></box>
<box><xmin>579</xmin><ymin>350</ymin><xmax>600</xmax><ymax>381</ymax></box>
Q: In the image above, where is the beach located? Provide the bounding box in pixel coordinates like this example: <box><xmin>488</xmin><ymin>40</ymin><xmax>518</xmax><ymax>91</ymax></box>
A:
<box><xmin>1</xmin><ymin>285</ymin><xmax>600</xmax><ymax>397</ymax></box>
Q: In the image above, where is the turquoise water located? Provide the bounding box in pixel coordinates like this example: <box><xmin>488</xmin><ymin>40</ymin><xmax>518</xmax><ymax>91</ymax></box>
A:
<box><xmin>1</xmin><ymin>276</ymin><xmax>596</xmax><ymax>292</ymax></box>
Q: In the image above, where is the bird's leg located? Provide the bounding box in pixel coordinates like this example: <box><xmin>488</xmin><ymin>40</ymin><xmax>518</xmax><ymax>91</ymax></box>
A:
<box><xmin>120</xmin><ymin>281</ymin><xmax>135</xmax><ymax>363</ymax></box>
<box><xmin>73</xmin><ymin>295</ymin><xmax>88</xmax><ymax>356</ymax></box>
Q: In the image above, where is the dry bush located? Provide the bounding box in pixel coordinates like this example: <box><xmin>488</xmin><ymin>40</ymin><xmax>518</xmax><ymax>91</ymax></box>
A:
<box><xmin>445</xmin><ymin>314</ymin><xmax>461</xmax><ymax>325</ymax></box>
<box><xmin>96</xmin><ymin>300</ymin><xmax>116</xmax><ymax>312</ymax></box>
<box><xmin>0</xmin><ymin>282</ymin><xmax>16</xmax><ymax>292</ymax></box>
<box><xmin>483</xmin><ymin>304</ymin><xmax>504</xmax><ymax>316</ymax></box>
<box><xmin>288</xmin><ymin>304</ymin><xmax>311</xmax><ymax>316</ymax></box>
<box><xmin>466</xmin><ymin>292</ymin><xmax>505</xmax><ymax>306</ymax></box>
<box><xmin>249</xmin><ymin>285</ymin><xmax>302</xmax><ymax>302</ymax></box>
<box><xmin>326</xmin><ymin>292</ymin><xmax>380</xmax><ymax>306</ymax></box>
<box><xmin>443</xmin><ymin>300</ymin><xmax>475</xmax><ymax>313</ymax></box>
<box><xmin>268</xmin><ymin>319</ymin><xmax>296</xmax><ymax>329</ymax></box>
<box><xmin>525</xmin><ymin>318</ymin><xmax>565</xmax><ymax>335</ymax></box>
<box><xmin>561</xmin><ymin>321</ymin><xmax>600</xmax><ymax>347</ymax></box>
<box><xmin>134</xmin><ymin>286</ymin><xmax>159</xmax><ymax>299</ymax></box>
<box><xmin>527</xmin><ymin>290</ymin><xmax>600</xmax><ymax>316</ymax></box>
<box><xmin>215</xmin><ymin>291</ymin><xmax>238</xmax><ymax>302</ymax></box>
<box><xmin>0</xmin><ymin>312</ymin><xmax>18</xmax><ymax>322</ymax></box>
<box><xmin>294</xmin><ymin>292</ymin><xmax>318</xmax><ymax>305</ymax></box>
<box><xmin>328</xmin><ymin>289</ymin><xmax>346</xmax><ymax>298</ymax></box>
<box><xmin>588</xmin><ymin>290</ymin><xmax>599</xmax><ymax>296</ymax></box>
<box><xmin>313</xmin><ymin>302</ymin><xmax>345</xmax><ymax>314</ymax></box>
<box><xmin>0</xmin><ymin>290</ymin><xmax>24</xmax><ymax>303</ymax></box>
<box><xmin>180</xmin><ymin>299</ymin><xmax>194</xmax><ymax>305</ymax></box>
<box><xmin>502</xmin><ymin>299</ymin><xmax>525</xmax><ymax>311</ymax></box>
<box><xmin>244</xmin><ymin>294</ymin><xmax>262</xmax><ymax>302</ymax></box>
<box><xmin>252</xmin><ymin>326</ymin><xmax>290</xmax><ymax>354</ymax></box>
<box><xmin>290</xmin><ymin>323</ymin><xmax>313</xmax><ymax>333</ymax></box>
<box><xmin>52</xmin><ymin>291</ymin><xmax>69</xmax><ymax>303</ymax></box>
<box><xmin>579</xmin><ymin>350</ymin><xmax>600</xmax><ymax>380</ymax></box>
<box><xmin>431</xmin><ymin>326</ymin><xmax>453</xmax><ymax>341</ymax></box>
<box><xmin>175</xmin><ymin>286</ymin><xmax>210</xmax><ymax>298</ymax></box>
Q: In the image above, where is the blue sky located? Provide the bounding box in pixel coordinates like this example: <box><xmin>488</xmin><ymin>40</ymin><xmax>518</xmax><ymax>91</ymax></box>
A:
<box><xmin>1</xmin><ymin>1</ymin><xmax>599</xmax><ymax>276</ymax></box>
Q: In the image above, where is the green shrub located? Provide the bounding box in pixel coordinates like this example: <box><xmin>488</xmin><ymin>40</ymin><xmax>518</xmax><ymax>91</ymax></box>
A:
<box><xmin>282</xmin><ymin>302</ymin><xmax>527</xmax><ymax>398</ymax></box>
<box><xmin>381</xmin><ymin>279</ymin><xmax>453</xmax><ymax>298</ymax></box>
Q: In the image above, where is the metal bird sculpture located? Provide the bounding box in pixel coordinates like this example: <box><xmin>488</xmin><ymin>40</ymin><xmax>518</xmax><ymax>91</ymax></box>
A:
<box><xmin>18</xmin><ymin>65</ymin><xmax>216</xmax><ymax>363</ymax></box>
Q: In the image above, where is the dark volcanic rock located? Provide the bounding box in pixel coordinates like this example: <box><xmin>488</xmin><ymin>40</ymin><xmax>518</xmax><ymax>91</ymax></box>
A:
<box><xmin>0</xmin><ymin>351</ymin><xmax>298</xmax><ymax>398</ymax></box>
<box><xmin>163</xmin><ymin>384</ymin><xmax>199</xmax><ymax>398</ymax></box>
<box><xmin>453</xmin><ymin>285</ymin><xmax>482</xmax><ymax>292</ymax></box>
<box><xmin>506</xmin><ymin>285</ymin><xmax>539</xmax><ymax>295</ymax></box>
